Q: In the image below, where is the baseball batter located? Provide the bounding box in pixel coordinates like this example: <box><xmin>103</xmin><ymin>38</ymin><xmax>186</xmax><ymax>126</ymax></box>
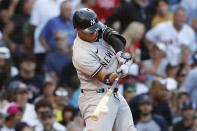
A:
<box><xmin>72</xmin><ymin>8</ymin><xmax>137</xmax><ymax>131</ymax></box>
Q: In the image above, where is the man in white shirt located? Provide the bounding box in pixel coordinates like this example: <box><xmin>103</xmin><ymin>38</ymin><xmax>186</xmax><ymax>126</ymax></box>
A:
<box><xmin>30</xmin><ymin>0</ymin><xmax>64</xmax><ymax>54</ymax></box>
<box><xmin>30</xmin><ymin>0</ymin><xmax>64</xmax><ymax>72</ymax></box>
<box><xmin>146</xmin><ymin>7</ymin><xmax>196</xmax><ymax>64</ymax></box>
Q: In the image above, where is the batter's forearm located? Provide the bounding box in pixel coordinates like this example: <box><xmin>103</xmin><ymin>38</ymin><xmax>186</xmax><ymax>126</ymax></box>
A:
<box><xmin>95</xmin><ymin>68</ymin><xmax>118</xmax><ymax>85</ymax></box>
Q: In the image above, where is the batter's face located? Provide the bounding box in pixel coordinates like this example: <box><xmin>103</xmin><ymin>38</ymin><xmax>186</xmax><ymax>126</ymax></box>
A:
<box><xmin>77</xmin><ymin>29</ymin><xmax>98</xmax><ymax>43</ymax></box>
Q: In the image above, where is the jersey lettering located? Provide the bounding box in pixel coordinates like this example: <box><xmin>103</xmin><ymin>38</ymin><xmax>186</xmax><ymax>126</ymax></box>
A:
<box><xmin>105</xmin><ymin>50</ymin><xmax>113</xmax><ymax>58</ymax></box>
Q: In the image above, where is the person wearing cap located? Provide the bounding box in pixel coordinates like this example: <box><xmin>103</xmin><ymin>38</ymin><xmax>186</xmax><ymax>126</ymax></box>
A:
<box><xmin>1</xmin><ymin>103</ymin><xmax>23</xmax><ymax>131</ymax></box>
<box><xmin>172</xmin><ymin>100</ymin><xmax>196</xmax><ymax>131</ymax></box>
<box><xmin>72</xmin><ymin>8</ymin><xmax>136</xmax><ymax>131</ymax></box>
<box><xmin>34</xmin><ymin>99</ymin><xmax>65</xmax><ymax>131</ymax></box>
<box><xmin>136</xmin><ymin>94</ymin><xmax>169</xmax><ymax>131</ymax></box>
<box><xmin>130</xmin><ymin>80</ymin><xmax>172</xmax><ymax>125</ymax></box>
<box><xmin>173</xmin><ymin>88</ymin><xmax>190</xmax><ymax>124</ymax></box>
<box><xmin>182</xmin><ymin>51</ymin><xmax>197</xmax><ymax>106</ymax></box>
<box><xmin>7</xmin><ymin>81</ymin><xmax>37</xmax><ymax>127</ymax></box>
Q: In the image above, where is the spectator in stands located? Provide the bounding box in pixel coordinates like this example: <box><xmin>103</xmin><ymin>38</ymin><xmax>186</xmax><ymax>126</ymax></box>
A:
<box><xmin>30</xmin><ymin>0</ymin><xmax>64</xmax><ymax>73</ymax></box>
<box><xmin>146</xmin><ymin>7</ymin><xmax>196</xmax><ymax>65</ymax></box>
<box><xmin>45</xmin><ymin>31</ymin><xmax>72</xmax><ymax>81</ymax></box>
<box><xmin>129</xmin><ymin>79</ymin><xmax>172</xmax><ymax>125</ymax></box>
<box><xmin>0</xmin><ymin>47</ymin><xmax>18</xmax><ymax>89</ymax></box>
<box><xmin>172</xmin><ymin>100</ymin><xmax>196</xmax><ymax>131</ymax></box>
<box><xmin>151</xmin><ymin>0</ymin><xmax>172</xmax><ymax>27</ymax></box>
<box><xmin>173</xmin><ymin>89</ymin><xmax>190</xmax><ymax>124</ymax></box>
<box><xmin>105</xmin><ymin>0</ymin><xmax>153</xmax><ymax>33</ymax></box>
<box><xmin>142</xmin><ymin>42</ymin><xmax>167</xmax><ymax>82</ymax></box>
<box><xmin>7</xmin><ymin>81</ymin><xmax>37</xmax><ymax>126</ymax></box>
<box><xmin>1</xmin><ymin>103</ymin><xmax>23</xmax><ymax>131</ymax></box>
<box><xmin>9</xmin><ymin>54</ymin><xmax>44</xmax><ymax>102</ymax></box>
<box><xmin>122</xmin><ymin>22</ymin><xmax>145</xmax><ymax>63</ymax></box>
<box><xmin>149</xmin><ymin>80</ymin><xmax>172</xmax><ymax>125</ymax></box>
<box><xmin>136</xmin><ymin>94</ymin><xmax>169</xmax><ymax>131</ymax></box>
<box><xmin>53</xmin><ymin>86</ymin><xmax>69</xmax><ymax>122</ymax></box>
<box><xmin>34</xmin><ymin>81</ymin><xmax>56</xmax><ymax>105</ymax></box>
<box><xmin>165</xmin><ymin>62</ymin><xmax>179</xmax><ymax>79</ymax></box>
<box><xmin>182</xmin><ymin>51</ymin><xmax>197</xmax><ymax>106</ymax></box>
<box><xmin>39</xmin><ymin>0</ymin><xmax>75</xmax><ymax>52</ymax></box>
<box><xmin>60</xmin><ymin>105</ymin><xmax>75</xmax><ymax>127</ymax></box>
<box><xmin>34</xmin><ymin>99</ymin><xmax>65</xmax><ymax>131</ymax></box>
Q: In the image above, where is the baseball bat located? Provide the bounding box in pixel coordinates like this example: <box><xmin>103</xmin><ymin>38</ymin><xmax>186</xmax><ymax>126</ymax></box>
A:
<box><xmin>90</xmin><ymin>74</ymin><xmax>121</xmax><ymax>121</ymax></box>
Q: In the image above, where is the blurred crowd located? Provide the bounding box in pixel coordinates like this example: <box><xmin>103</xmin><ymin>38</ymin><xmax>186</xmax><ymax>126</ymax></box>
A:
<box><xmin>0</xmin><ymin>0</ymin><xmax>197</xmax><ymax>131</ymax></box>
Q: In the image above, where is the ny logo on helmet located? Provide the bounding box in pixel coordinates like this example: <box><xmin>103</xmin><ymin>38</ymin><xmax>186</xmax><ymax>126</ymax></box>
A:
<box><xmin>90</xmin><ymin>19</ymin><xmax>95</xmax><ymax>26</ymax></box>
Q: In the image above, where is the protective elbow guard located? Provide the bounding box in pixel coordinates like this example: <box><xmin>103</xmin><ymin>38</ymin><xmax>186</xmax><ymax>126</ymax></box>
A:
<box><xmin>102</xmin><ymin>27</ymin><xmax>126</xmax><ymax>53</ymax></box>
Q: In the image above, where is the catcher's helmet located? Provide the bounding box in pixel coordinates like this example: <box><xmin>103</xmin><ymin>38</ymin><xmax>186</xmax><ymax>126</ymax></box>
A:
<box><xmin>73</xmin><ymin>8</ymin><xmax>104</xmax><ymax>32</ymax></box>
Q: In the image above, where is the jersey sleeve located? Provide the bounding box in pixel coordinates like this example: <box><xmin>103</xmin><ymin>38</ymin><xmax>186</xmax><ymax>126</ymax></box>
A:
<box><xmin>73</xmin><ymin>52</ymin><xmax>103</xmax><ymax>78</ymax></box>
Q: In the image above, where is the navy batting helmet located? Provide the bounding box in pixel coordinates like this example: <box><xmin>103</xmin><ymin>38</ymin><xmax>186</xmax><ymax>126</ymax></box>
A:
<box><xmin>73</xmin><ymin>8</ymin><xmax>104</xmax><ymax>32</ymax></box>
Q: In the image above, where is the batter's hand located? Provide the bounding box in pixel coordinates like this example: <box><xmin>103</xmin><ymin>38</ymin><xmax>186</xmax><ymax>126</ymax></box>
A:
<box><xmin>116</xmin><ymin>63</ymin><xmax>129</xmax><ymax>76</ymax></box>
<box><xmin>116</xmin><ymin>51</ymin><xmax>132</xmax><ymax>65</ymax></box>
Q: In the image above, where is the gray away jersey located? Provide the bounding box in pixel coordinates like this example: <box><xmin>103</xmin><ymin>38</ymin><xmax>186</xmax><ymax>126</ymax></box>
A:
<box><xmin>72</xmin><ymin>36</ymin><xmax>118</xmax><ymax>90</ymax></box>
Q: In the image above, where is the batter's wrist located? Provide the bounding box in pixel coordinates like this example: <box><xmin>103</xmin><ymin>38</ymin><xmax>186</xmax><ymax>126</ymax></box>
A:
<box><xmin>103</xmin><ymin>72</ymin><xmax>118</xmax><ymax>85</ymax></box>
